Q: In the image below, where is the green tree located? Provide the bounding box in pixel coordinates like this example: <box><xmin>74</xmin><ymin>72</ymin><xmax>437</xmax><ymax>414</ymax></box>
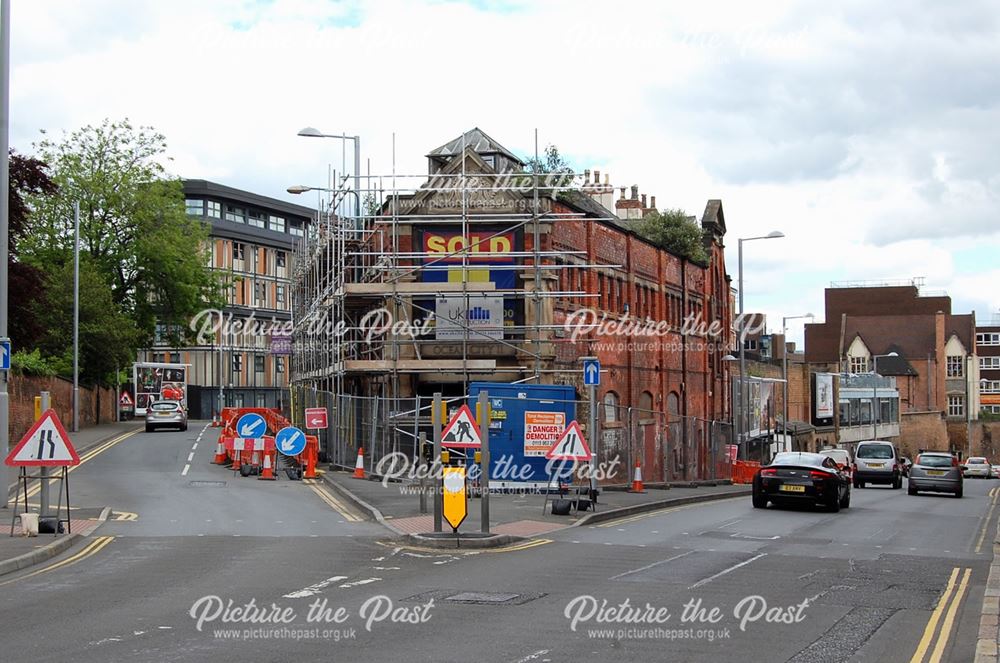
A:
<box><xmin>631</xmin><ymin>208</ymin><xmax>709</xmax><ymax>264</ymax></box>
<box><xmin>23</xmin><ymin>118</ymin><xmax>223</xmax><ymax>348</ymax></box>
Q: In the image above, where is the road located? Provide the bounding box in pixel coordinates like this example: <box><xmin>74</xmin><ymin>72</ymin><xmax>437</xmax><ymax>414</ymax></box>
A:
<box><xmin>0</xmin><ymin>423</ymin><xmax>995</xmax><ymax>662</ymax></box>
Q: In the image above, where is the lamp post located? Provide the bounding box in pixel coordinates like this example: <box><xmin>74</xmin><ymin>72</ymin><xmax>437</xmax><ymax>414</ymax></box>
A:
<box><xmin>296</xmin><ymin>128</ymin><xmax>361</xmax><ymax>217</ymax></box>
<box><xmin>871</xmin><ymin>352</ymin><xmax>898</xmax><ymax>439</ymax></box>
<box><xmin>737</xmin><ymin>231</ymin><xmax>784</xmax><ymax>458</ymax></box>
<box><xmin>287</xmin><ymin>184</ymin><xmax>360</xmax><ymax>214</ymax></box>
<box><xmin>781</xmin><ymin>313</ymin><xmax>814</xmax><ymax>448</ymax></box>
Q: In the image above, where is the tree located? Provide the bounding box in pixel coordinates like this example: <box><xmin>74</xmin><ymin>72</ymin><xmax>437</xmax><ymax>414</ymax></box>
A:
<box><xmin>23</xmin><ymin>119</ymin><xmax>223</xmax><ymax>348</ymax></box>
<box><xmin>631</xmin><ymin>208</ymin><xmax>709</xmax><ymax>264</ymax></box>
<box><xmin>521</xmin><ymin>144</ymin><xmax>575</xmax><ymax>190</ymax></box>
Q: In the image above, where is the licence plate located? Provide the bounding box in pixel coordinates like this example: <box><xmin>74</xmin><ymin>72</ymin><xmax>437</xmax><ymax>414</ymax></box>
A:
<box><xmin>868</xmin><ymin>462</ymin><xmax>885</xmax><ymax>468</ymax></box>
<box><xmin>157</xmin><ymin>412</ymin><xmax>173</xmax><ymax>417</ymax></box>
<box><xmin>927</xmin><ymin>470</ymin><xmax>946</xmax><ymax>476</ymax></box>
<box><xmin>780</xmin><ymin>485</ymin><xmax>806</xmax><ymax>493</ymax></box>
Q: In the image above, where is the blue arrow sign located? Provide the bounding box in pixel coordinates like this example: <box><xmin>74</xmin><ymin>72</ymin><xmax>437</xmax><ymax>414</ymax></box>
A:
<box><xmin>275</xmin><ymin>426</ymin><xmax>306</xmax><ymax>456</ymax></box>
<box><xmin>0</xmin><ymin>339</ymin><xmax>10</xmax><ymax>371</ymax></box>
<box><xmin>235</xmin><ymin>413</ymin><xmax>267</xmax><ymax>439</ymax></box>
<box><xmin>583</xmin><ymin>358</ymin><xmax>600</xmax><ymax>386</ymax></box>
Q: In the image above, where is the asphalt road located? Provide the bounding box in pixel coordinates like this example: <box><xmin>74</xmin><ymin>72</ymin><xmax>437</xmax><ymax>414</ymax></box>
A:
<box><xmin>0</xmin><ymin>425</ymin><xmax>996</xmax><ymax>663</ymax></box>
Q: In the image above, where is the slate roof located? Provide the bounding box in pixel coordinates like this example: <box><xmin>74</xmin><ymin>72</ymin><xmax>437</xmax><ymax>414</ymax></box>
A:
<box><xmin>426</xmin><ymin>127</ymin><xmax>524</xmax><ymax>165</ymax></box>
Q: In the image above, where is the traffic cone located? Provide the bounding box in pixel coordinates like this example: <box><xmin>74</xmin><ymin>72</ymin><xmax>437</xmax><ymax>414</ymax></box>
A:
<box><xmin>352</xmin><ymin>447</ymin><xmax>366</xmax><ymax>479</ymax></box>
<box><xmin>231</xmin><ymin>442</ymin><xmax>242</xmax><ymax>471</ymax></box>
<box><xmin>213</xmin><ymin>439</ymin><xmax>227</xmax><ymax>464</ymax></box>
<box><xmin>258</xmin><ymin>451</ymin><xmax>276</xmax><ymax>480</ymax></box>
<box><xmin>630</xmin><ymin>459</ymin><xmax>645</xmax><ymax>493</ymax></box>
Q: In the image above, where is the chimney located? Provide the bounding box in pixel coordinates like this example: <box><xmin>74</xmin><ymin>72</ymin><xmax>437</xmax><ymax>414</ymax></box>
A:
<box><xmin>604</xmin><ymin>173</ymin><xmax>610</xmax><ymax>186</ymax></box>
<box><xmin>584</xmin><ymin>169</ymin><xmax>591</xmax><ymax>184</ymax></box>
<box><xmin>593</xmin><ymin>170</ymin><xmax>600</xmax><ymax>187</ymax></box>
<box><xmin>619</xmin><ymin>187</ymin><xmax>626</xmax><ymax>199</ymax></box>
<box><xmin>650</xmin><ymin>195</ymin><xmax>656</xmax><ymax>209</ymax></box>
<box><xmin>641</xmin><ymin>194</ymin><xmax>647</xmax><ymax>208</ymax></box>
<box><xmin>630</xmin><ymin>185</ymin><xmax>639</xmax><ymax>200</ymax></box>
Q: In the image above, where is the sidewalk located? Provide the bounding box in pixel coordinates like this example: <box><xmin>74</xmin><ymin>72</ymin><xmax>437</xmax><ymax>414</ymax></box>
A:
<box><xmin>323</xmin><ymin>470</ymin><xmax>750</xmax><ymax>539</ymax></box>
<box><xmin>0</xmin><ymin>506</ymin><xmax>108</xmax><ymax>577</ymax></box>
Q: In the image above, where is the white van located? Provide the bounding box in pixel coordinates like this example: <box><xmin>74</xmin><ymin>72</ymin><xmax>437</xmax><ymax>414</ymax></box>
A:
<box><xmin>853</xmin><ymin>440</ymin><xmax>902</xmax><ymax>489</ymax></box>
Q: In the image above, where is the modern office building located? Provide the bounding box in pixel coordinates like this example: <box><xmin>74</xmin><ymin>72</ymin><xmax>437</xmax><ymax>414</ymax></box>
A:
<box><xmin>137</xmin><ymin>179</ymin><xmax>314</xmax><ymax>418</ymax></box>
<box><xmin>978</xmin><ymin>320</ymin><xmax>1000</xmax><ymax>415</ymax></box>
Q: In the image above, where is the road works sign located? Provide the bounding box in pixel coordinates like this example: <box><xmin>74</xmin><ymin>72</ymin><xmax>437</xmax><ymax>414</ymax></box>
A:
<box><xmin>545</xmin><ymin>421</ymin><xmax>592</xmax><ymax>461</ymax></box>
<box><xmin>441</xmin><ymin>404</ymin><xmax>482</xmax><ymax>448</ymax></box>
<box><xmin>5</xmin><ymin>409</ymin><xmax>80</xmax><ymax>467</ymax></box>
<box><xmin>304</xmin><ymin>407</ymin><xmax>328</xmax><ymax>430</ymax></box>
<box><xmin>442</xmin><ymin>466</ymin><xmax>468</xmax><ymax>530</ymax></box>
<box><xmin>119</xmin><ymin>390</ymin><xmax>134</xmax><ymax>407</ymax></box>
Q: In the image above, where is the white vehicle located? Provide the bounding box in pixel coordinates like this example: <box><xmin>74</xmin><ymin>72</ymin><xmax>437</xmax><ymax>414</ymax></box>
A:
<box><xmin>963</xmin><ymin>457</ymin><xmax>992</xmax><ymax>478</ymax></box>
<box><xmin>819</xmin><ymin>448</ymin><xmax>853</xmax><ymax>477</ymax></box>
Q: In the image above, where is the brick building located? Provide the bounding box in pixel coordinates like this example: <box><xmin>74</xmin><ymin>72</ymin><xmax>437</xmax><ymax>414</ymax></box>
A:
<box><xmin>804</xmin><ymin>282</ymin><xmax>979</xmax><ymax>454</ymax></box>
<box><xmin>978</xmin><ymin>321</ymin><xmax>1000</xmax><ymax>415</ymax></box>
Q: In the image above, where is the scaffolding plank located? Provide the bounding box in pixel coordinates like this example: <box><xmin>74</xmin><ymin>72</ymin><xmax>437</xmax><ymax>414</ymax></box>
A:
<box><xmin>343</xmin><ymin>282</ymin><xmax>497</xmax><ymax>296</ymax></box>
<box><xmin>343</xmin><ymin>360</ymin><xmax>497</xmax><ymax>372</ymax></box>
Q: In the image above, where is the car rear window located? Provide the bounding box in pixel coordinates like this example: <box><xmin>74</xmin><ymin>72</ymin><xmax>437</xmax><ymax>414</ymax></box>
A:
<box><xmin>969</xmin><ymin>458</ymin><xmax>987</xmax><ymax>464</ymax></box>
<box><xmin>916</xmin><ymin>455</ymin><xmax>953</xmax><ymax>468</ymax></box>
<box><xmin>150</xmin><ymin>402</ymin><xmax>179</xmax><ymax>411</ymax></box>
<box><xmin>857</xmin><ymin>445</ymin><xmax>893</xmax><ymax>459</ymax></box>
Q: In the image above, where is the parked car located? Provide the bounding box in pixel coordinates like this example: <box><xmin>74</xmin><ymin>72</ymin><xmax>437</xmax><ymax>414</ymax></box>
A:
<box><xmin>963</xmin><ymin>457</ymin><xmax>991</xmax><ymax>478</ymax></box>
<box><xmin>853</xmin><ymin>440</ymin><xmax>902</xmax><ymax>489</ymax></box>
<box><xmin>145</xmin><ymin>400</ymin><xmax>188</xmax><ymax>432</ymax></box>
<box><xmin>752</xmin><ymin>451</ymin><xmax>851</xmax><ymax>512</ymax></box>
<box><xmin>908</xmin><ymin>452</ymin><xmax>964</xmax><ymax>498</ymax></box>
<box><xmin>819</xmin><ymin>448</ymin><xmax>853</xmax><ymax>479</ymax></box>
<box><xmin>992</xmin><ymin>464</ymin><xmax>1000</xmax><ymax>479</ymax></box>
<box><xmin>899</xmin><ymin>457</ymin><xmax>912</xmax><ymax>477</ymax></box>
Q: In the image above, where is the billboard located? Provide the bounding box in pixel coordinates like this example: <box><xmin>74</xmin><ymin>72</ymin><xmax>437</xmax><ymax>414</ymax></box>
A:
<box><xmin>133</xmin><ymin>362</ymin><xmax>189</xmax><ymax>415</ymax></box>
<box><xmin>814</xmin><ymin>373</ymin><xmax>835</xmax><ymax>419</ymax></box>
<box><xmin>434</xmin><ymin>295</ymin><xmax>504</xmax><ymax>340</ymax></box>
<box><xmin>523</xmin><ymin>410</ymin><xmax>566</xmax><ymax>457</ymax></box>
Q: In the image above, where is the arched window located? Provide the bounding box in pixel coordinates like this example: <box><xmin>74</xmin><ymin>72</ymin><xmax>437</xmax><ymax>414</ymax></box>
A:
<box><xmin>603</xmin><ymin>391</ymin><xmax>620</xmax><ymax>423</ymax></box>
<box><xmin>667</xmin><ymin>392</ymin><xmax>680</xmax><ymax>417</ymax></box>
<box><xmin>639</xmin><ymin>391</ymin><xmax>654</xmax><ymax>412</ymax></box>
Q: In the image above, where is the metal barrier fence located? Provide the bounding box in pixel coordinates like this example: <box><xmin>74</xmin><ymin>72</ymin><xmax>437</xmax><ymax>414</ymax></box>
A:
<box><xmin>290</xmin><ymin>386</ymin><xmax>735</xmax><ymax>485</ymax></box>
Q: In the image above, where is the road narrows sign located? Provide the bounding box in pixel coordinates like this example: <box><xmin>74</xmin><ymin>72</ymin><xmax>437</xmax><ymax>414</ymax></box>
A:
<box><xmin>5</xmin><ymin>409</ymin><xmax>81</xmax><ymax>467</ymax></box>
<box><xmin>545</xmin><ymin>420</ymin><xmax>593</xmax><ymax>461</ymax></box>
<box><xmin>441</xmin><ymin>404</ymin><xmax>482</xmax><ymax>448</ymax></box>
<box><xmin>304</xmin><ymin>407</ymin><xmax>328</xmax><ymax>430</ymax></box>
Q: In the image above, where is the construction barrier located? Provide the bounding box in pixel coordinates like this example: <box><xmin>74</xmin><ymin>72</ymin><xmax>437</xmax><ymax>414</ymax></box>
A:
<box><xmin>211</xmin><ymin>407</ymin><xmax>318</xmax><ymax>482</ymax></box>
<box><xmin>732</xmin><ymin>460</ymin><xmax>761</xmax><ymax>485</ymax></box>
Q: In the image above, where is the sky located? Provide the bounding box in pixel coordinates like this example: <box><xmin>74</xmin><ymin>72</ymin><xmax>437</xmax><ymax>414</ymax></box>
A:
<box><xmin>7</xmin><ymin>0</ymin><xmax>1000</xmax><ymax>344</ymax></box>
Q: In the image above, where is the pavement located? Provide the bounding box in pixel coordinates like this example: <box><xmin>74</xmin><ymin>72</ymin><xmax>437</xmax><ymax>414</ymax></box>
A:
<box><xmin>322</xmin><ymin>469</ymin><xmax>750</xmax><ymax>538</ymax></box>
<box><xmin>0</xmin><ymin>421</ymin><xmax>997</xmax><ymax>662</ymax></box>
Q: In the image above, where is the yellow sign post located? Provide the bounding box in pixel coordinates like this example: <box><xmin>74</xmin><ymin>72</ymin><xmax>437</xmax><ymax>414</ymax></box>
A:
<box><xmin>442</xmin><ymin>466</ymin><xmax>467</xmax><ymax>531</ymax></box>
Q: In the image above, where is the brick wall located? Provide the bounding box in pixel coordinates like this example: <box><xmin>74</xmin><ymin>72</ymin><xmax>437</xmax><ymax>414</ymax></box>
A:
<box><xmin>7</xmin><ymin>375</ymin><xmax>116</xmax><ymax>448</ymax></box>
<box><xmin>899</xmin><ymin>411</ymin><xmax>949</xmax><ymax>457</ymax></box>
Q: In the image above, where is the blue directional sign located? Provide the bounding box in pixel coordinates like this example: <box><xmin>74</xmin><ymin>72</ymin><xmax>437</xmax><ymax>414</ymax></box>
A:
<box><xmin>583</xmin><ymin>357</ymin><xmax>600</xmax><ymax>386</ymax></box>
<box><xmin>0</xmin><ymin>338</ymin><xmax>10</xmax><ymax>371</ymax></box>
<box><xmin>235</xmin><ymin>413</ymin><xmax>267</xmax><ymax>439</ymax></box>
<box><xmin>275</xmin><ymin>426</ymin><xmax>306</xmax><ymax>456</ymax></box>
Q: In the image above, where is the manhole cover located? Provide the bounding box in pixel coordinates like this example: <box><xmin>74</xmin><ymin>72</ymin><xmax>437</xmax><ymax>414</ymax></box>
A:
<box><xmin>188</xmin><ymin>480</ymin><xmax>226</xmax><ymax>488</ymax></box>
<box><xmin>446</xmin><ymin>592</ymin><xmax>519</xmax><ymax>604</ymax></box>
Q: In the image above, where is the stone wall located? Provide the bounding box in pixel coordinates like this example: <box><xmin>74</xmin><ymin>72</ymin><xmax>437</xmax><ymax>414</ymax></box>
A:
<box><xmin>7</xmin><ymin>374</ymin><xmax>116</xmax><ymax>447</ymax></box>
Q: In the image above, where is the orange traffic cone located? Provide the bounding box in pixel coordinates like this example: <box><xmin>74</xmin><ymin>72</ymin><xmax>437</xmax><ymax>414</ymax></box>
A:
<box><xmin>258</xmin><ymin>451</ymin><xmax>276</xmax><ymax>480</ymax></box>
<box><xmin>630</xmin><ymin>459</ymin><xmax>645</xmax><ymax>493</ymax></box>
<box><xmin>353</xmin><ymin>447</ymin><xmax>366</xmax><ymax>479</ymax></box>
<box><xmin>213</xmin><ymin>440</ymin><xmax>227</xmax><ymax>464</ymax></box>
<box><xmin>231</xmin><ymin>442</ymin><xmax>242</xmax><ymax>471</ymax></box>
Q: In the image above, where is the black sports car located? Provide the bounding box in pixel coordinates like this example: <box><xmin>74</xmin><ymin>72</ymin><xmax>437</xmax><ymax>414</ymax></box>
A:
<box><xmin>752</xmin><ymin>451</ymin><xmax>851</xmax><ymax>512</ymax></box>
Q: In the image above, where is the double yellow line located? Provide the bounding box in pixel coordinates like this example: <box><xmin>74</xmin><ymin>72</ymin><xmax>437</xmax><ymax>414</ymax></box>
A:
<box><xmin>484</xmin><ymin>538</ymin><xmax>552</xmax><ymax>554</ymax></box>
<box><xmin>304</xmin><ymin>479</ymin><xmax>361</xmax><ymax>522</ymax></box>
<box><xmin>0</xmin><ymin>536</ymin><xmax>115</xmax><ymax>586</ymax></box>
<box><xmin>976</xmin><ymin>488</ymin><xmax>999</xmax><ymax>553</ymax></box>
<box><xmin>909</xmin><ymin>566</ymin><xmax>972</xmax><ymax>663</ymax></box>
<box><xmin>17</xmin><ymin>429</ymin><xmax>141</xmax><ymax>501</ymax></box>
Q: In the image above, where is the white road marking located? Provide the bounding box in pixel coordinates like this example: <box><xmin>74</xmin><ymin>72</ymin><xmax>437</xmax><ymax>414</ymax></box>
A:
<box><xmin>339</xmin><ymin>577</ymin><xmax>381</xmax><ymax>589</ymax></box>
<box><xmin>187</xmin><ymin>452</ymin><xmax>195</xmax><ymax>462</ymax></box>
<box><xmin>689</xmin><ymin>553</ymin><xmax>767</xmax><ymax>589</ymax></box>
<box><xmin>372</xmin><ymin>566</ymin><xmax>400</xmax><ymax>571</ymax></box>
<box><xmin>191</xmin><ymin>443</ymin><xmax>197</xmax><ymax>450</ymax></box>
<box><xmin>610</xmin><ymin>550</ymin><xmax>695</xmax><ymax>580</ymax></box>
<box><xmin>284</xmin><ymin>575</ymin><xmax>349</xmax><ymax>599</ymax></box>
<box><xmin>512</xmin><ymin>650</ymin><xmax>551</xmax><ymax>663</ymax></box>
<box><xmin>181</xmin><ymin>464</ymin><xmax>190</xmax><ymax>476</ymax></box>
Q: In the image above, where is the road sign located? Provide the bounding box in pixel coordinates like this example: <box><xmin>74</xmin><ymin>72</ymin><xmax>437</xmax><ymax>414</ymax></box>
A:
<box><xmin>305</xmin><ymin>407</ymin><xmax>328</xmax><ymax>430</ymax></box>
<box><xmin>442</xmin><ymin>466</ymin><xmax>468</xmax><ymax>530</ymax></box>
<box><xmin>583</xmin><ymin>357</ymin><xmax>600</xmax><ymax>386</ymax></box>
<box><xmin>441</xmin><ymin>404</ymin><xmax>482</xmax><ymax>448</ymax></box>
<box><xmin>120</xmin><ymin>390</ymin><xmax>134</xmax><ymax>407</ymax></box>
<box><xmin>0</xmin><ymin>338</ymin><xmax>10</xmax><ymax>370</ymax></box>
<box><xmin>545</xmin><ymin>420</ymin><xmax>593</xmax><ymax>461</ymax></box>
<box><xmin>275</xmin><ymin>426</ymin><xmax>307</xmax><ymax>456</ymax></box>
<box><xmin>5</xmin><ymin>409</ymin><xmax>80</xmax><ymax>467</ymax></box>
<box><xmin>235</xmin><ymin>413</ymin><xmax>267</xmax><ymax>439</ymax></box>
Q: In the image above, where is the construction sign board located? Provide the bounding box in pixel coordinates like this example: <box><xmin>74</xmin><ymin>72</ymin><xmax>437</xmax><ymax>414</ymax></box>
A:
<box><xmin>120</xmin><ymin>390</ymin><xmax>134</xmax><ymax>407</ymax></box>
<box><xmin>304</xmin><ymin>407</ymin><xmax>328</xmax><ymax>430</ymax></box>
<box><xmin>441</xmin><ymin>404</ymin><xmax>482</xmax><ymax>448</ymax></box>
<box><xmin>545</xmin><ymin>420</ymin><xmax>592</xmax><ymax>461</ymax></box>
<box><xmin>5</xmin><ymin>409</ymin><xmax>80</xmax><ymax>467</ymax></box>
<box><xmin>442</xmin><ymin>466</ymin><xmax>468</xmax><ymax>530</ymax></box>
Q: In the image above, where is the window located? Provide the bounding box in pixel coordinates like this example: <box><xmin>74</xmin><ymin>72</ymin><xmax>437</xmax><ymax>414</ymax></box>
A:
<box><xmin>233</xmin><ymin>242</ymin><xmax>245</xmax><ymax>261</ymax></box>
<box><xmin>860</xmin><ymin>400</ymin><xmax>871</xmax><ymax>425</ymax></box>
<box><xmin>603</xmin><ymin>391</ymin><xmax>619</xmax><ymax>423</ymax></box>
<box><xmin>948</xmin><ymin>395</ymin><xmax>965</xmax><ymax>417</ymax></box>
<box><xmin>248</xmin><ymin>211</ymin><xmax>266</xmax><ymax>228</ymax></box>
<box><xmin>946</xmin><ymin>355</ymin><xmax>964</xmax><ymax>378</ymax></box>
<box><xmin>880</xmin><ymin>398</ymin><xmax>891</xmax><ymax>424</ymax></box>
<box><xmin>275</xmin><ymin>356</ymin><xmax>285</xmax><ymax>373</ymax></box>
<box><xmin>254</xmin><ymin>355</ymin><xmax>264</xmax><ymax>373</ymax></box>
<box><xmin>289</xmin><ymin>223</ymin><xmax>304</xmax><ymax>237</ymax></box>
<box><xmin>269</xmin><ymin>216</ymin><xmax>286</xmax><ymax>233</ymax></box>
<box><xmin>276</xmin><ymin>251</ymin><xmax>286</xmax><ymax>269</ymax></box>
<box><xmin>839</xmin><ymin>401</ymin><xmax>849</xmax><ymax>426</ymax></box>
<box><xmin>743</xmin><ymin>338</ymin><xmax>758</xmax><ymax>351</ymax></box>
<box><xmin>982</xmin><ymin>357</ymin><xmax>1000</xmax><ymax>370</ymax></box>
<box><xmin>276</xmin><ymin>285</ymin><xmax>285</xmax><ymax>305</ymax></box>
<box><xmin>255</xmin><ymin>281</ymin><xmax>267</xmax><ymax>306</ymax></box>
<box><xmin>232</xmin><ymin>354</ymin><xmax>243</xmax><ymax>373</ymax></box>
<box><xmin>225</xmin><ymin>205</ymin><xmax>246</xmax><ymax>223</ymax></box>
<box><xmin>849</xmin><ymin>356</ymin><xmax>869</xmax><ymax>374</ymax></box>
<box><xmin>977</xmin><ymin>333</ymin><xmax>1000</xmax><ymax>346</ymax></box>
<box><xmin>207</xmin><ymin>201</ymin><xmax>221</xmax><ymax>218</ymax></box>
<box><xmin>981</xmin><ymin>380</ymin><xmax>1000</xmax><ymax>394</ymax></box>
<box><xmin>185</xmin><ymin>199</ymin><xmax>204</xmax><ymax>216</ymax></box>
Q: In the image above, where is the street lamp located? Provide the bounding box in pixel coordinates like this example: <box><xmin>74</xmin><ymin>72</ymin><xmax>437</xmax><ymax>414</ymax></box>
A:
<box><xmin>871</xmin><ymin>351</ymin><xmax>898</xmax><ymax>439</ymax></box>
<box><xmin>296</xmin><ymin>127</ymin><xmax>361</xmax><ymax>217</ymax></box>
<box><xmin>781</xmin><ymin>313</ymin><xmax>814</xmax><ymax>446</ymax></box>
<box><xmin>737</xmin><ymin>231</ymin><xmax>784</xmax><ymax>457</ymax></box>
<box><xmin>287</xmin><ymin>184</ymin><xmax>362</xmax><ymax>218</ymax></box>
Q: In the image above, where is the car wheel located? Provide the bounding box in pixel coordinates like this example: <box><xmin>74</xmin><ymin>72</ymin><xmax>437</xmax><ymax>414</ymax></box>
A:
<box><xmin>955</xmin><ymin>487</ymin><xmax>963</xmax><ymax>498</ymax></box>
<box><xmin>908</xmin><ymin>483</ymin><xmax>917</xmax><ymax>495</ymax></box>
<box><xmin>839</xmin><ymin>486</ymin><xmax>851</xmax><ymax>508</ymax></box>
<box><xmin>181</xmin><ymin>425</ymin><xmax>188</xmax><ymax>432</ymax></box>
<box><xmin>145</xmin><ymin>425</ymin><xmax>153</xmax><ymax>433</ymax></box>
<box><xmin>893</xmin><ymin>476</ymin><xmax>902</xmax><ymax>490</ymax></box>
<box><xmin>827</xmin><ymin>491</ymin><xmax>841</xmax><ymax>512</ymax></box>
<box><xmin>858</xmin><ymin>481</ymin><xmax>865</xmax><ymax>489</ymax></box>
<box><xmin>751</xmin><ymin>478</ymin><xmax>768</xmax><ymax>509</ymax></box>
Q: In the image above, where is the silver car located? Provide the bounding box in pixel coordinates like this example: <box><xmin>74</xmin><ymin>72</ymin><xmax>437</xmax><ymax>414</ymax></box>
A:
<box><xmin>145</xmin><ymin>400</ymin><xmax>188</xmax><ymax>432</ymax></box>
<box><xmin>964</xmin><ymin>457</ymin><xmax>991</xmax><ymax>479</ymax></box>
<box><xmin>908</xmin><ymin>452</ymin><xmax>963</xmax><ymax>497</ymax></box>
